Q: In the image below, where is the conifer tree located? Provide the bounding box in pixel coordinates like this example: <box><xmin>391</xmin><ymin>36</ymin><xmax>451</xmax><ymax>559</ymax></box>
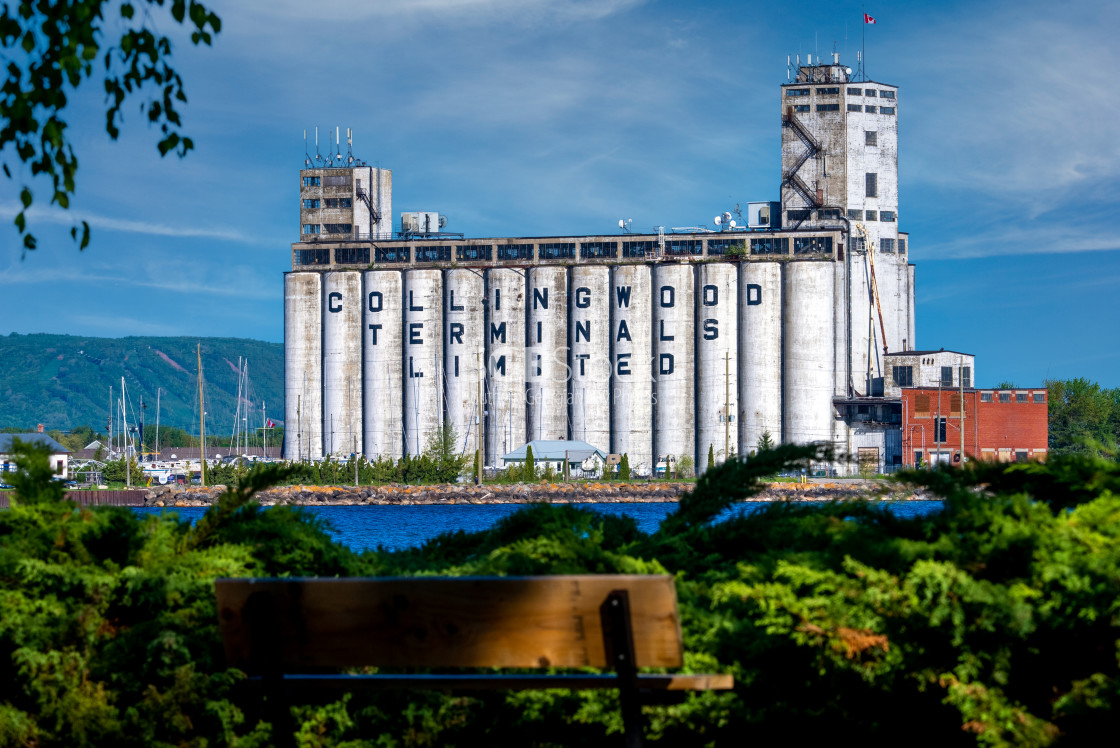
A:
<box><xmin>524</xmin><ymin>445</ymin><xmax>536</xmax><ymax>480</ymax></box>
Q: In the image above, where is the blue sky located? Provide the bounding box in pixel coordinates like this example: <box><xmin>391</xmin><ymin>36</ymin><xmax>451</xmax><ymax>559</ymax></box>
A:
<box><xmin>2</xmin><ymin>0</ymin><xmax>1118</xmax><ymax>387</ymax></box>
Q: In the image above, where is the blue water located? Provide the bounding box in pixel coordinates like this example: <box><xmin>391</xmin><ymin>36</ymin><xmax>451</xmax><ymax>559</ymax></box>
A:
<box><xmin>133</xmin><ymin>500</ymin><xmax>943</xmax><ymax>553</ymax></box>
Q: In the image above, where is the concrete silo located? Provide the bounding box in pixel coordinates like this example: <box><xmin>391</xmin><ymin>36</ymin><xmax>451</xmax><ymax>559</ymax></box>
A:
<box><xmin>443</xmin><ymin>269</ymin><xmax>486</xmax><ymax>457</ymax></box>
<box><xmin>403</xmin><ymin>269</ymin><xmax>443</xmax><ymax>456</ymax></box>
<box><xmin>322</xmin><ymin>271</ymin><xmax>362</xmax><ymax>458</ymax></box>
<box><xmin>610</xmin><ymin>264</ymin><xmax>653</xmax><ymax>473</ymax></box>
<box><xmin>739</xmin><ymin>262</ymin><xmax>783</xmax><ymax>452</ymax></box>
<box><xmin>695</xmin><ymin>262</ymin><xmax>738</xmax><ymax>472</ymax></box>
<box><xmin>569</xmin><ymin>266</ymin><xmax>611</xmax><ymax>454</ymax></box>
<box><xmin>526</xmin><ymin>266</ymin><xmax>569</xmax><ymax>441</ymax></box>
<box><xmin>652</xmin><ymin>264</ymin><xmax>695</xmax><ymax>474</ymax></box>
<box><xmin>362</xmin><ymin>270</ymin><xmax>403</xmax><ymax>460</ymax></box>
<box><xmin>283</xmin><ymin>272</ymin><xmax>323</xmax><ymax>460</ymax></box>
<box><xmin>782</xmin><ymin>261</ymin><xmax>836</xmax><ymax>446</ymax></box>
<box><xmin>485</xmin><ymin>268</ymin><xmax>526</xmax><ymax>463</ymax></box>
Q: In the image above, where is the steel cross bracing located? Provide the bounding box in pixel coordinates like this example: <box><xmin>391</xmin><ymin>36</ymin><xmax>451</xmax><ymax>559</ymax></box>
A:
<box><xmin>781</xmin><ymin>108</ymin><xmax>821</xmax><ymax>229</ymax></box>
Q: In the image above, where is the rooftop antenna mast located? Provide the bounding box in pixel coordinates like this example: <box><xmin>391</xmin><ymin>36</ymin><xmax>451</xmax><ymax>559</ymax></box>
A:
<box><xmin>335</xmin><ymin>126</ymin><xmax>342</xmax><ymax>164</ymax></box>
<box><xmin>303</xmin><ymin>129</ymin><xmax>311</xmax><ymax>167</ymax></box>
<box><xmin>314</xmin><ymin>126</ymin><xmax>323</xmax><ymax>164</ymax></box>
<box><xmin>346</xmin><ymin>127</ymin><xmax>354</xmax><ymax>165</ymax></box>
<box><xmin>786</xmin><ymin>55</ymin><xmax>791</xmax><ymax>82</ymax></box>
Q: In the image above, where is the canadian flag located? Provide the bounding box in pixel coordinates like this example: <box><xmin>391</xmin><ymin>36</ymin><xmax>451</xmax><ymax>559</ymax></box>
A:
<box><xmin>268</xmin><ymin>419</ymin><xmax>275</xmax><ymax>428</ymax></box>
<box><xmin>864</xmin><ymin>13</ymin><xmax>877</xmax><ymax>23</ymax></box>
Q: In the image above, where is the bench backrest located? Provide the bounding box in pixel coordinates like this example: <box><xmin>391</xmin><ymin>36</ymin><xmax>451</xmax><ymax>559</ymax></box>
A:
<box><xmin>216</xmin><ymin>575</ymin><xmax>683</xmax><ymax>670</ymax></box>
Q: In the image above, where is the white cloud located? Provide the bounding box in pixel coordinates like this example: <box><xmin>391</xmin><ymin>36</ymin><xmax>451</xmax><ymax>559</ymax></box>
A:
<box><xmin>0</xmin><ymin>203</ymin><xmax>263</xmax><ymax>245</ymax></box>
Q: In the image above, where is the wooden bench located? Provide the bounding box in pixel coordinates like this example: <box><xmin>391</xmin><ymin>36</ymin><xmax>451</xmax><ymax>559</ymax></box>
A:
<box><xmin>215</xmin><ymin>575</ymin><xmax>732</xmax><ymax>747</ymax></box>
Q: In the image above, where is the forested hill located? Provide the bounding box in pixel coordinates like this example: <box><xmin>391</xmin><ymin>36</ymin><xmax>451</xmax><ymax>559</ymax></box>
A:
<box><xmin>0</xmin><ymin>334</ymin><xmax>283</xmax><ymax>433</ymax></box>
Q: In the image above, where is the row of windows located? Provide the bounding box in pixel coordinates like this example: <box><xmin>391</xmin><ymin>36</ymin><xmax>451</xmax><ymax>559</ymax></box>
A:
<box><xmin>788</xmin><ymin>86</ymin><xmax>895</xmax><ymax>98</ymax></box>
<box><xmin>846</xmin><ymin>209</ymin><xmax>897</xmax><ymax>223</ymax></box>
<box><xmin>300</xmin><ymin>175</ymin><xmax>350</xmax><ymax>187</ymax></box>
<box><xmin>302</xmin><ymin>223</ymin><xmax>354</xmax><ymax>235</ymax></box>
<box><xmin>848</xmin><ymin>105</ymin><xmax>895</xmax><ymax>115</ymax></box>
<box><xmin>817</xmin><ymin>103</ymin><xmax>840</xmax><ymax>112</ymax></box>
<box><xmin>302</xmin><ymin>197</ymin><xmax>355</xmax><ymax>210</ymax></box>
<box><xmin>981</xmin><ymin>392</ymin><xmax>1046</xmax><ymax>403</ymax></box>
<box><xmin>303</xmin><ymin>236</ymin><xmax>843</xmax><ymax>265</ymax></box>
<box><xmin>847</xmin><ymin>88</ymin><xmax>894</xmax><ymax>99</ymax></box>
<box><xmin>302</xmin><ymin>176</ymin><xmax>320</xmax><ymax>187</ymax></box>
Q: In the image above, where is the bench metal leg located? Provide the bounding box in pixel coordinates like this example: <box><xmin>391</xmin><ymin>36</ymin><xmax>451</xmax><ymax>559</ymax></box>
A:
<box><xmin>245</xmin><ymin>591</ymin><xmax>297</xmax><ymax>748</ymax></box>
<box><xmin>601</xmin><ymin>590</ymin><xmax>644</xmax><ymax>748</ymax></box>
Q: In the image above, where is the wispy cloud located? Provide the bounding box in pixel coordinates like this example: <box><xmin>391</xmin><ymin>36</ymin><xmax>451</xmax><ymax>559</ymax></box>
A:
<box><xmin>917</xmin><ymin>223</ymin><xmax>1120</xmax><ymax>261</ymax></box>
<box><xmin>0</xmin><ymin>203</ymin><xmax>264</xmax><ymax>245</ymax></box>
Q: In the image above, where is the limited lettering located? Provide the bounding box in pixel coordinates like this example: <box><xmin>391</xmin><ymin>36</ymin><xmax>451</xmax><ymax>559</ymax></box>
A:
<box><xmin>449</xmin><ymin>290</ymin><xmax>464</xmax><ymax>311</ymax></box>
<box><xmin>368</xmin><ymin>323</ymin><xmax>382</xmax><ymax>345</ymax></box>
<box><xmin>659</xmin><ymin>320</ymin><xmax>673</xmax><ymax>341</ymax></box>
<box><xmin>659</xmin><ymin>285</ymin><xmax>675</xmax><ymax>308</ymax></box>
<box><xmin>454</xmin><ymin>355</ymin><xmax>459</xmax><ymax>377</ymax></box>
<box><xmin>702</xmin><ymin>284</ymin><xmax>718</xmax><ymax>306</ymax></box>
<box><xmin>449</xmin><ymin>322</ymin><xmax>463</xmax><ymax>345</ymax></box>
<box><xmin>409</xmin><ymin>323</ymin><xmax>423</xmax><ymax>345</ymax></box>
<box><xmin>494</xmin><ymin>288</ymin><xmax>501</xmax><ymax>311</ymax></box>
<box><xmin>576</xmin><ymin>353</ymin><xmax>589</xmax><ymax>376</ymax></box>
<box><xmin>660</xmin><ymin>353</ymin><xmax>674</xmax><ymax>375</ymax></box>
<box><xmin>408</xmin><ymin>356</ymin><xmax>423</xmax><ymax>378</ymax></box>
<box><xmin>368</xmin><ymin>291</ymin><xmax>383</xmax><ymax>313</ymax></box>
<box><xmin>533</xmin><ymin>287</ymin><xmax>548</xmax><ymax>309</ymax></box>
<box><xmin>702</xmin><ymin>318</ymin><xmax>718</xmax><ymax>340</ymax></box>
<box><xmin>616</xmin><ymin>320</ymin><xmax>631</xmax><ymax>343</ymax></box>
<box><xmin>490</xmin><ymin>322</ymin><xmax>506</xmax><ymax>343</ymax></box>
<box><xmin>575</xmin><ymin>286</ymin><xmax>590</xmax><ymax>308</ymax></box>
<box><xmin>746</xmin><ymin>283</ymin><xmax>762</xmax><ymax>305</ymax></box>
<box><xmin>615</xmin><ymin>285</ymin><xmax>632</xmax><ymax>308</ymax></box>
<box><xmin>576</xmin><ymin>320</ymin><xmax>590</xmax><ymax>343</ymax></box>
<box><xmin>328</xmin><ymin>291</ymin><xmax>342</xmax><ymax>313</ymax></box>
<box><xmin>617</xmin><ymin>353</ymin><xmax>631</xmax><ymax>375</ymax></box>
<box><xmin>409</xmin><ymin>291</ymin><xmax>423</xmax><ymax>311</ymax></box>
<box><xmin>493</xmin><ymin>355</ymin><xmax>506</xmax><ymax>376</ymax></box>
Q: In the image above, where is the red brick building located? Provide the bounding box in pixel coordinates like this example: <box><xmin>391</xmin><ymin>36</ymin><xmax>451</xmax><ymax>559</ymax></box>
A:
<box><xmin>901</xmin><ymin>387</ymin><xmax>1048</xmax><ymax>467</ymax></box>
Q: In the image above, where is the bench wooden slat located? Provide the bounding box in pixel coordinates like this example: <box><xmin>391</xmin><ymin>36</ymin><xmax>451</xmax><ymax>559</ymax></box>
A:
<box><xmin>216</xmin><ymin>575</ymin><xmax>683</xmax><ymax>670</ymax></box>
<box><xmin>247</xmin><ymin>673</ymin><xmax>733</xmax><ymax>692</ymax></box>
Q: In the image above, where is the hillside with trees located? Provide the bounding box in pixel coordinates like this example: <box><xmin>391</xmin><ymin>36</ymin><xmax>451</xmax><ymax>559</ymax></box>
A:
<box><xmin>0</xmin><ymin>334</ymin><xmax>282</xmax><ymax>435</ymax></box>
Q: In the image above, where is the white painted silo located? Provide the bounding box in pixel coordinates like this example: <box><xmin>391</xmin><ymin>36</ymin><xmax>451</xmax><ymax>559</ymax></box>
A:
<box><xmin>526</xmin><ymin>266</ymin><xmax>569</xmax><ymax>441</ymax></box>
<box><xmin>485</xmin><ymin>268</ymin><xmax>526</xmax><ymax>463</ymax></box>
<box><xmin>284</xmin><ymin>272</ymin><xmax>323</xmax><ymax>460</ymax></box>
<box><xmin>652</xmin><ymin>264</ymin><xmax>695</xmax><ymax>475</ymax></box>
<box><xmin>739</xmin><ymin>262</ymin><xmax>783</xmax><ymax>453</ymax></box>
<box><xmin>695</xmin><ymin>262</ymin><xmax>738</xmax><ymax>472</ymax></box>
<box><xmin>322</xmin><ymin>272</ymin><xmax>363</xmax><ymax>458</ymax></box>
<box><xmin>403</xmin><ymin>269</ymin><xmax>443</xmax><ymax>456</ymax></box>
<box><xmin>610</xmin><ymin>264</ymin><xmax>653</xmax><ymax>473</ymax></box>
<box><xmin>569</xmin><ymin>266</ymin><xmax>611</xmax><ymax>455</ymax></box>
<box><xmin>833</xmin><ymin>258</ymin><xmax>851</xmax><ymax>468</ymax></box>
<box><xmin>783</xmin><ymin>261</ymin><xmax>836</xmax><ymax>446</ymax></box>
<box><xmin>443</xmin><ymin>269</ymin><xmax>486</xmax><ymax>458</ymax></box>
<box><xmin>362</xmin><ymin>270</ymin><xmax>403</xmax><ymax>460</ymax></box>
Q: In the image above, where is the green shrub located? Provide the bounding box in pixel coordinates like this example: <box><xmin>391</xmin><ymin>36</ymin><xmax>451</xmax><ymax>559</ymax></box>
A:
<box><xmin>2</xmin><ymin>438</ymin><xmax>1119</xmax><ymax>745</ymax></box>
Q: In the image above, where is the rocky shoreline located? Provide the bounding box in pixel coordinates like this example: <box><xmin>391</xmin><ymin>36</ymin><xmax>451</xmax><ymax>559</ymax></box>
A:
<box><xmin>142</xmin><ymin>480</ymin><xmax>932</xmax><ymax>508</ymax></box>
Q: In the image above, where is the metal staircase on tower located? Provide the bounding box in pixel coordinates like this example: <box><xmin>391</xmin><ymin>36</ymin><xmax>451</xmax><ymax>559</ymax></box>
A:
<box><xmin>781</xmin><ymin>107</ymin><xmax>821</xmax><ymax>229</ymax></box>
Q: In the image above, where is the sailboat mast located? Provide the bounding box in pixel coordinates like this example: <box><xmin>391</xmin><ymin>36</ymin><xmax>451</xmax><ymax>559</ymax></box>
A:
<box><xmin>155</xmin><ymin>388</ymin><xmax>161</xmax><ymax>455</ymax></box>
<box><xmin>121</xmin><ymin>377</ymin><xmax>130</xmax><ymax>487</ymax></box>
<box><xmin>198</xmin><ymin>343</ymin><xmax>206</xmax><ymax>487</ymax></box>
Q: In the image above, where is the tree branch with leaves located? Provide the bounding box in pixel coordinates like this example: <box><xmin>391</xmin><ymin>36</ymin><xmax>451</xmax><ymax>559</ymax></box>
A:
<box><xmin>1</xmin><ymin>0</ymin><xmax>220</xmax><ymax>252</ymax></box>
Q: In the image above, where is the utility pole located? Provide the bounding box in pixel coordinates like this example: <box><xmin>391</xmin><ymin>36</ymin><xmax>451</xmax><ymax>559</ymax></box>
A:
<box><xmin>197</xmin><ymin>343</ymin><xmax>206</xmax><ymax>487</ymax></box>
<box><xmin>723</xmin><ymin>351</ymin><xmax>731</xmax><ymax>463</ymax></box>
<box><xmin>121</xmin><ymin>377</ymin><xmax>130</xmax><ymax>487</ymax></box>
<box><xmin>476</xmin><ymin>351</ymin><xmax>483</xmax><ymax>486</ymax></box>
<box><xmin>959</xmin><ymin>359</ymin><xmax>966</xmax><ymax>464</ymax></box>
<box><xmin>155</xmin><ymin>387</ymin><xmax>161</xmax><ymax>455</ymax></box>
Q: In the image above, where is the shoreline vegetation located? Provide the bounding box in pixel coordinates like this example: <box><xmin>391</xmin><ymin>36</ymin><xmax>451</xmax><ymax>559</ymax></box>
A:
<box><xmin>141</xmin><ymin>478</ymin><xmax>934</xmax><ymax>508</ymax></box>
<box><xmin>0</xmin><ymin>440</ymin><xmax>1116</xmax><ymax>744</ymax></box>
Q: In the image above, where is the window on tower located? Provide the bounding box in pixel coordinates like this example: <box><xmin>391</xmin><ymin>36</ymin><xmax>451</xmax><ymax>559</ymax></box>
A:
<box><xmin>865</xmin><ymin>89</ymin><xmax>877</xmax><ymax>97</ymax></box>
<box><xmin>847</xmin><ymin>104</ymin><xmax>863</xmax><ymax>112</ymax></box>
<box><xmin>899</xmin><ymin>238</ymin><xmax>907</xmax><ymax>253</ymax></box>
<box><xmin>817</xmin><ymin>87</ymin><xmax>839</xmax><ymax>95</ymax></box>
<box><xmin>816</xmin><ymin>103</ymin><xmax>839</xmax><ymax>112</ymax></box>
<box><xmin>866</xmin><ymin>173</ymin><xmax>878</xmax><ymax>198</ymax></box>
<box><xmin>865</xmin><ymin>210</ymin><xmax>878</xmax><ymax>221</ymax></box>
<box><xmin>847</xmin><ymin>87</ymin><xmax>862</xmax><ymax>95</ymax></box>
<box><xmin>880</xmin><ymin>90</ymin><xmax>895</xmax><ymax>99</ymax></box>
<box><xmin>880</xmin><ymin>238</ymin><xmax>895</xmax><ymax>252</ymax></box>
<box><xmin>302</xmin><ymin>199</ymin><xmax>320</xmax><ymax>209</ymax></box>
<box><xmin>881</xmin><ymin>210</ymin><xmax>896</xmax><ymax>222</ymax></box>
<box><xmin>865</xmin><ymin>131</ymin><xmax>877</xmax><ymax>146</ymax></box>
<box><xmin>880</xmin><ymin>107</ymin><xmax>896</xmax><ymax>115</ymax></box>
<box><xmin>793</xmin><ymin>104</ymin><xmax>810</xmax><ymax>113</ymax></box>
<box><xmin>787</xmin><ymin>88</ymin><xmax>810</xmax><ymax>97</ymax></box>
<box><xmin>847</xmin><ymin>209</ymin><xmax>863</xmax><ymax>220</ymax></box>
<box><xmin>301</xmin><ymin>176</ymin><xmax>320</xmax><ymax>187</ymax></box>
<box><xmin>865</xmin><ymin>105</ymin><xmax>878</xmax><ymax>114</ymax></box>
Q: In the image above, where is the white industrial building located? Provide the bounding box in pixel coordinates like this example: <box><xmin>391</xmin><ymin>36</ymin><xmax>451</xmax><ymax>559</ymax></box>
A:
<box><xmin>283</xmin><ymin>58</ymin><xmax>919</xmax><ymax>475</ymax></box>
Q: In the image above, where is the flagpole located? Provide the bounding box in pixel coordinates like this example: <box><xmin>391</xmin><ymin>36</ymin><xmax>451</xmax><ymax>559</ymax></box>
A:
<box><xmin>862</xmin><ymin>5</ymin><xmax>866</xmax><ymax>81</ymax></box>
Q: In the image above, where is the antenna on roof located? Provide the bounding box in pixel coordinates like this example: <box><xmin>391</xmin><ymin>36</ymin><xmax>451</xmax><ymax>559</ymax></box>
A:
<box><xmin>346</xmin><ymin>127</ymin><xmax>354</xmax><ymax>165</ymax></box>
<box><xmin>787</xmin><ymin>55</ymin><xmax>791</xmax><ymax>81</ymax></box>
<box><xmin>335</xmin><ymin>126</ymin><xmax>342</xmax><ymax>162</ymax></box>
<box><xmin>314</xmin><ymin>126</ymin><xmax>323</xmax><ymax>164</ymax></box>
<box><xmin>303</xmin><ymin>129</ymin><xmax>310</xmax><ymax>167</ymax></box>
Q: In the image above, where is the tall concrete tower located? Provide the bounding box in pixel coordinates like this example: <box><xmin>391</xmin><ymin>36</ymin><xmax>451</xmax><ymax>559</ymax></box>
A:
<box><xmin>779</xmin><ymin>55</ymin><xmax>914</xmax><ymax>397</ymax></box>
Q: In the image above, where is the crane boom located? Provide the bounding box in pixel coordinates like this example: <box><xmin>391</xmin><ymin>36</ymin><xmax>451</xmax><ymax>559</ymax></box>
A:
<box><xmin>853</xmin><ymin>222</ymin><xmax>889</xmax><ymax>357</ymax></box>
